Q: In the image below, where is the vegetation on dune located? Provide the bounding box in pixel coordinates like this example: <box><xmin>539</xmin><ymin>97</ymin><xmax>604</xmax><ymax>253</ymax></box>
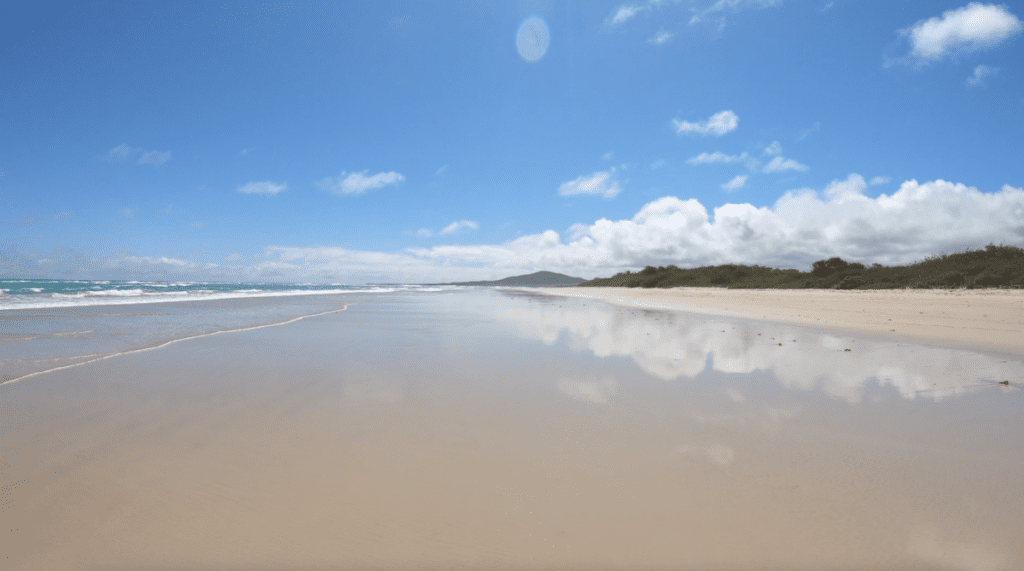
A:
<box><xmin>580</xmin><ymin>244</ymin><xmax>1024</xmax><ymax>289</ymax></box>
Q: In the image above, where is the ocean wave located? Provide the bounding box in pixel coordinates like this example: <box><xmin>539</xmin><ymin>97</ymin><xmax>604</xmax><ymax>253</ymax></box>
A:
<box><xmin>0</xmin><ymin>286</ymin><xmax>401</xmax><ymax>311</ymax></box>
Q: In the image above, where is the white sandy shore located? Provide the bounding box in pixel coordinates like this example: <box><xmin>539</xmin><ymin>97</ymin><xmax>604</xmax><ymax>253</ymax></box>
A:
<box><xmin>534</xmin><ymin>287</ymin><xmax>1024</xmax><ymax>356</ymax></box>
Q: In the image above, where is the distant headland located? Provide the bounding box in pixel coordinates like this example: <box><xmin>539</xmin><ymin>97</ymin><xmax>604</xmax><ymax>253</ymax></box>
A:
<box><xmin>438</xmin><ymin>271</ymin><xmax>586</xmax><ymax>287</ymax></box>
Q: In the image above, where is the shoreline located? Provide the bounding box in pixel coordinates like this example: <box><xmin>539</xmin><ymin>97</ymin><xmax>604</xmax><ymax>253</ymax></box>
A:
<box><xmin>533</xmin><ymin>287</ymin><xmax>1024</xmax><ymax>356</ymax></box>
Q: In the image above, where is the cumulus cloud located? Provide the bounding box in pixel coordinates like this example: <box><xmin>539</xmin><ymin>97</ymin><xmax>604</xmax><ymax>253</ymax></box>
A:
<box><xmin>672</xmin><ymin>110</ymin><xmax>739</xmax><ymax>136</ymax></box>
<box><xmin>966</xmin><ymin>63</ymin><xmax>999</xmax><ymax>86</ymax></box>
<box><xmin>15</xmin><ymin>177</ymin><xmax>1024</xmax><ymax>285</ymax></box>
<box><xmin>399</xmin><ymin>176</ymin><xmax>1024</xmax><ymax>279</ymax></box>
<box><xmin>439</xmin><ymin>220</ymin><xmax>479</xmax><ymax>235</ymax></box>
<box><xmin>317</xmin><ymin>170</ymin><xmax>405</xmax><ymax>195</ymax></box>
<box><xmin>902</xmin><ymin>3</ymin><xmax>1022</xmax><ymax>64</ymax></box>
<box><xmin>648</xmin><ymin>29</ymin><xmax>675</xmax><ymax>44</ymax></box>
<box><xmin>687</xmin><ymin>151</ymin><xmax>749</xmax><ymax>165</ymax></box>
<box><xmin>238</xmin><ymin>181</ymin><xmax>287</xmax><ymax>195</ymax></box>
<box><xmin>721</xmin><ymin>175</ymin><xmax>748</xmax><ymax>191</ymax></box>
<box><xmin>558</xmin><ymin>169</ymin><xmax>622</xmax><ymax>198</ymax></box>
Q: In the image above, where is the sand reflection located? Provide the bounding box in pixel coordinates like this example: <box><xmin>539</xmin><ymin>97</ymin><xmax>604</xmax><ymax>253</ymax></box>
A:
<box><xmin>498</xmin><ymin>291</ymin><xmax>1023</xmax><ymax>403</ymax></box>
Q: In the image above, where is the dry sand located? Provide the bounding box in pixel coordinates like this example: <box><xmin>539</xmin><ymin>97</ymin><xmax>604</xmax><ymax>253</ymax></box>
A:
<box><xmin>535</xmin><ymin>287</ymin><xmax>1024</xmax><ymax>356</ymax></box>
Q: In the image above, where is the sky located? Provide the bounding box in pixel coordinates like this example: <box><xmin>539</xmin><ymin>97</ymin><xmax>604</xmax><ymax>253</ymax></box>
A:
<box><xmin>2</xmin><ymin>0</ymin><xmax>1023</xmax><ymax>283</ymax></box>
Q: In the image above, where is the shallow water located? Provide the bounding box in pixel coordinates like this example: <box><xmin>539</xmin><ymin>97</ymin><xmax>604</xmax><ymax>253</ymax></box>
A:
<box><xmin>2</xmin><ymin>289</ymin><xmax>1022</xmax><ymax>570</ymax></box>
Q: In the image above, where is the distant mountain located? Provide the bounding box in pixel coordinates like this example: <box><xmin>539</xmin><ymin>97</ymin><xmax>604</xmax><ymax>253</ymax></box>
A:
<box><xmin>442</xmin><ymin>271</ymin><xmax>586</xmax><ymax>287</ymax></box>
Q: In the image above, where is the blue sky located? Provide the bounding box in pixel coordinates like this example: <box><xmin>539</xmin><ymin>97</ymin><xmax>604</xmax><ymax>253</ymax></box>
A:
<box><xmin>3</xmin><ymin>0</ymin><xmax>1023</xmax><ymax>283</ymax></box>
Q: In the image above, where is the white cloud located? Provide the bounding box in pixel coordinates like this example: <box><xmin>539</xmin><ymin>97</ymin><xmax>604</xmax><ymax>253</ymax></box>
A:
<box><xmin>648</xmin><ymin>29</ymin><xmax>675</xmax><ymax>45</ymax></box>
<box><xmin>689</xmin><ymin>0</ymin><xmax>783</xmax><ymax>27</ymax></box>
<box><xmin>903</xmin><ymin>3</ymin><xmax>1022</xmax><ymax>63</ymax></box>
<box><xmin>798</xmin><ymin>122</ymin><xmax>821</xmax><ymax>140</ymax></box>
<box><xmin>602</xmin><ymin>151</ymin><xmax>615</xmax><ymax>160</ymax></box>
<box><xmin>316</xmin><ymin>170</ymin><xmax>405</xmax><ymax>195</ymax></box>
<box><xmin>105</xmin><ymin>144</ymin><xmax>134</xmax><ymax>162</ymax></box>
<box><xmin>105</xmin><ymin>144</ymin><xmax>171</xmax><ymax>165</ymax></box>
<box><xmin>435</xmin><ymin>164</ymin><xmax>449</xmax><ymax>176</ymax></box>
<box><xmin>609</xmin><ymin>4</ymin><xmax>645</xmax><ymax>25</ymax></box>
<box><xmin>687</xmin><ymin>151</ymin><xmax>748</xmax><ymax>164</ymax></box>
<box><xmin>721</xmin><ymin>175</ymin><xmax>748</xmax><ymax>191</ymax></box>
<box><xmin>238</xmin><ymin>148</ymin><xmax>253</xmax><ymax>156</ymax></box>
<box><xmin>138</xmin><ymin>150</ymin><xmax>172</xmax><ymax>166</ymax></box>
<box><xmin>16</xmin><ymin>177</ymin><xmax>1024</xmax><ymax>284</ymax></box>
<box><xmin>396</xmin><ymin>176</ymin><xmax>1024</xmax><ymax>280</ymax></box>
<box><xmin>417</xmin><ymin>229</ymin><xmax>434</xmax><ymax>238</ymax></box>
<box><xmin>966</xmin><ymin>63</ymin><xmax>999</xmax><ymax>86</ymax></box>
<box><xmin>763</xmin><ymin>141</ymin><xmax>783</xmax><ymax>156</ymax></box>
<box><xmin>53</xmin><ymin>211</ymin><xmax>72</xmax><ymax>221</ymax></box>
<box><xmin>869</xmin><ymin>176</ymin><xmax>891</xmax><ymax>185</ymax></box>
<box><xmin>238</xmin><ymin>181</ymin><xmax>287</xmax><ymax>195</ymax></box>
<box><xmin>439</xmin><ymin>220</ymin><xmax>479</xmax><ymax>235</ymax></box>
<box><xmin>558</xmin><ymin>169</ymin><xmax>622</xmax><ymax>198</ymax></box>
<box><xmin>672</xmin><ymin>110</ymin><xmax>739</xmax><ymax>136</ymax></box>
<box><xmin>764</xmin><ymin>156</ymin><xmax>809</xmax><ymax>173</ymax></box>
<box><xmin>119</xmin><ymin>208</ymin><xmax>135</xmax><ymax>218</ymax></box>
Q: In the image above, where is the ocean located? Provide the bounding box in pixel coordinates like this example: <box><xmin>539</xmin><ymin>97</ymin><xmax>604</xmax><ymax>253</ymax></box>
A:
<box><xmin>0</xmin><ymin>278</ymin><xmax>451</xmax><ymax>311</ymax></box>
<box><xmin>0</xmin><ymin>279</ymin><xmax>462</xmax><ymax>383</ymax></box>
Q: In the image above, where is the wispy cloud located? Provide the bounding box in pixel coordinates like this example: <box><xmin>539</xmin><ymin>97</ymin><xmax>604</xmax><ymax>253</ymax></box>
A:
<box><xmin>672</xmin><ymin>110</ymin><xmax>739</xmax><ymax>136</ymax></box>
<box><xmin>689</xmin><ymin>0</ymin><xmax>783</xmax><ymax>27</ymax></box>
<box><xmin>869</xmin><ymin>176</ymin><xmax>891</xmax><ymax>185</ymax></box>
<box><xmin>138</xmin><ymin>150</ymin><xmax>172</xmax><ymax>166</ymax></box>
<box><xmin>238</xmin><ymin>181</ymin><xmax>288</xmax><ymax>195</ymax></box>
<box><xmin>105</xmin><ymin>144</ymin><xmax>135</xmax><ymax>162</ymax></box>
<box><xmin>558</xmin><ymin>169</ymin><xmax>622</xmax><ymax>198</ymax></box>
<box><xmin>721</xmin><ymin>175</ymin><xmax>748</xmax><ymax>191</ymax></box>
<box><xmin>798</xmin><ymin>122</ymin><xmax>821</xmax><ymax>140</ymax></box>
<box><xmin>105</xmin><ymin>144</ymin><xmax>172</xmax><ymax>166</ymax></box>
<box><xmin>764</xmin><ymin>156</ymin><xmax>809</xmax><ymax>173</ymax></box>
<box><xmin>53</xmin><ymin>211</ymin><xmax>72</xmax><ymax>221</ymax></box>
<box><xmin>316</xmin><ymin>170</ymin><xmax>405</xmax><ymax>195</ymax></box>
<box><xmin>966</xmin><ymin>63</ymin><xmax>999</xmax><ymax>86</ymax></box>
<box><xmin>608</xmin><ymin>4</ymin><xmax>646</xmax><ymax>25</ymax></box>
<box><xmin>119</xmin><ymin>207</ymin><xmax>135</xmax><ymax>218</ymax></box>
<box><xmin>761</xmin><ymin>142</ymin><xmax>808</xmax><ymax>173</ymax></box>
<box><xmin>435</xmin><ymin>164</ymin><xmax>449</xmax><ymax>176</ymax></box>
<box><xmin>687</xmin><ymin>151</ymin><xmax>749</xmax><ymax>164</ymax></box>
<box><xmin>439</xmin><ymin>220</ymin><xmax>479</xmax><ymax>235</ymax></box>
<box><xmin>900</xmin><ymin>3</ymin><xmax>1022</xmax><ymax>64</ymax></box>
<box><xmin>648</xmin><ymin>29</ymin><xmax>675</xmax><ymax>44</ymax></box>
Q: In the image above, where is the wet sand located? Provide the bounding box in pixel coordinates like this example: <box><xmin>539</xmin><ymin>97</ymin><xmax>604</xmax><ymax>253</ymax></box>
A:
<box><xmin>536</xmin><ymin>287</ymin><xmax>1024</xmax><ymax>356</ymax></box>
<box><xmin>3</xmin><ymin>290</ymin><xmax>1023</xmax><ymax>570</ymax></box>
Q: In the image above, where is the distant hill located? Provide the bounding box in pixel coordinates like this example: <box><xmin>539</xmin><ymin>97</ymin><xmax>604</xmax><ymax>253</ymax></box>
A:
<box><xmin>443</xmin><ymin>271</ymin><xmax>586</xmax><ymax>287</ymax></box>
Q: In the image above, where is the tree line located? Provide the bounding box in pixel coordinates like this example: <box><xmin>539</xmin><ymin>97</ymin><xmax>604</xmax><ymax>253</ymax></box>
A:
<box><xmin>579</xmin><ymin>244</ymin><xmax>1024</xmax><ymax>289</ymax></box>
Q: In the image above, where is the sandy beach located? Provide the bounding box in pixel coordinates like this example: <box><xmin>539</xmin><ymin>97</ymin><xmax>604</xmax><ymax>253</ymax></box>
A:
<box><xmin>535</xmin><ymin>287</ymin><xmax>1024</xmax><ymax>356</ymax></box>
<box><xmin>3</xmin><ymin>289</ymin><xmax>1023</xmax><ymax>570</ymax></box>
